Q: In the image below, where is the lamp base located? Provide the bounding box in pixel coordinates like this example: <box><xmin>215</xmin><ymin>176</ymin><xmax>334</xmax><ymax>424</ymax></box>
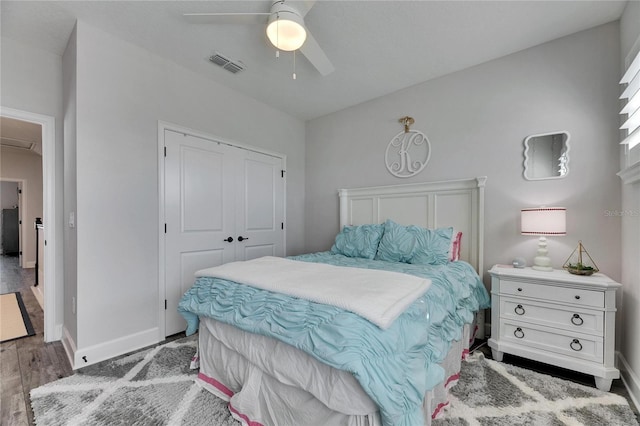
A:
<box><xmin>532</xmin><ymin>265</ymin><xmax>553</xmax><ymax>272</ymax></box>
<box><xmin>532</xmin><ymin>236</ymin><xmax>554</xmax><ymax>271</ymax></box>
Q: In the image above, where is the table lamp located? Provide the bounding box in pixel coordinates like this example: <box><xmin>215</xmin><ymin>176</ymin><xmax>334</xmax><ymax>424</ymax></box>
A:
<box><xmin>521</xmin><ymin>207</ymin><xmax>566</xmax><ymax>271</ymax></box>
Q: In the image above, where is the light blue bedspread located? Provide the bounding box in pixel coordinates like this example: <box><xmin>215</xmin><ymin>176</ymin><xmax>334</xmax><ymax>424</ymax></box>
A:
<box><xmin>178</xmin><ymin>253</ymin><xmax>490</xmax><ymax>426</ymax></box>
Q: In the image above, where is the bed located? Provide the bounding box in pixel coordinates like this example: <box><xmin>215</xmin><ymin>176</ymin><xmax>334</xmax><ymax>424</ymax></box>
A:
<box><xmin>178</xmin><ymin>177</ymin><xmax>490</xmax><ymax>426</ymax></box>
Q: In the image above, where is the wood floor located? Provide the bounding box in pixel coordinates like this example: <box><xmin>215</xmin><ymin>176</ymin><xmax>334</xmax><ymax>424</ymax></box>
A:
<box><xmin>0</xmin><ymin>255</ymin><xmax>72</xmax><ymax>426</ymax></box>
<box><xmin>0</xmin><ymin>254</ymin><xmax>637</xmax><ymax>425</ymax></box>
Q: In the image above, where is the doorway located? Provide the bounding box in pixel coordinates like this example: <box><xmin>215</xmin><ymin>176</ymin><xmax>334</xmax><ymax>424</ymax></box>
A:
<box><xmin>0</xmin><ymin>181</ymin><xmax>21</xmax><ymax>260</ymax></box>
<box><xmin>1</xmin><ymin>107</ymin><xmax>58</xmax><ymax>342</ymax></box>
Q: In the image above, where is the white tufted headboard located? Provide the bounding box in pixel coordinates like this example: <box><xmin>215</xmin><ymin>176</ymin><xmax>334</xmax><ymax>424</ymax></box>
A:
<box><xmin>338</xmin><ymin>177</ymin><xmax>487</xmax><ymax>275</ymax></box>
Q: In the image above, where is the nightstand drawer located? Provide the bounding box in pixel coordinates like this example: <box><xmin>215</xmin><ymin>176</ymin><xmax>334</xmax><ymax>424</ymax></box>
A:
<box><xmin>500</xmin><ymin>279</ymin><xmax>604</xmax><ymax>308</ymax></box>
<box><xmin>501</xmin><ymin>298</ymin><xmax>603</xmax><ymax>335</ymax></box>
<box><xmin>501</xmin><ymin>320</ymin><xmax>603</xmax><ymax>363</ymax></box>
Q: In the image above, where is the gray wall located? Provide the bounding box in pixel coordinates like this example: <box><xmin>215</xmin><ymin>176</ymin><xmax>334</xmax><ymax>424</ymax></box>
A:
<box><xmin>0</xmin><ymin>149</ymin><xmax>43</xmax><ymax>263</ymax></box>
<box><xmin>619</xmin><ymin>0</ymin><xmax>640</xmax><ymax>409</ymax></box>
<box><xmin>64</xmin><ymin>21</ymin><xmax>306</xmax><ymax>364</ymax></box>
<box><xmin>306</xmin><ymin>23</ymin><xmax>622</xmax><ymax>287</ymax></box>
<box><xmin>1</xmin><ymin>37</ymin><xmax>65</xmax><ymax>335</ymax></box>
<box><xmin>62</xmin><ymin>24</ymin><xmax>79</xmax><ymax>344</ymax></box>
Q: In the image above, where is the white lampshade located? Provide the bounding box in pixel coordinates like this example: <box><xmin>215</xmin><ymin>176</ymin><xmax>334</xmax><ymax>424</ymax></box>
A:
<box><xmin>521</xmin><ymin>207</ymin><xmax>566</xmax><ymax>236</ymax></box>
<box><xmin>266</xmin><ymin>7</ymin><xmax>307</xmax><ymax>52</ymax></box>
<box><xmin>521</xmin><ymin>207</ymin><xmax>566</xmax><ymax>272</ymax></box>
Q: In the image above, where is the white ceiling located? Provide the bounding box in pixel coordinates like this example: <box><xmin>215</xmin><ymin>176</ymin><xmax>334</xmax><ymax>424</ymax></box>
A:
<box><xmin>1</xmin><ymin>1</ymin><xmax>628</xmax><ymax>121</ymax></box>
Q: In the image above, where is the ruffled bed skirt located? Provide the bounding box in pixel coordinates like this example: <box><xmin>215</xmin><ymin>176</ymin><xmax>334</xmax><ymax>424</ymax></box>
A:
<box><xmin>194</xmin><ymin>316</ymin><xmax>478</xmax><ymax>426</ymax></box>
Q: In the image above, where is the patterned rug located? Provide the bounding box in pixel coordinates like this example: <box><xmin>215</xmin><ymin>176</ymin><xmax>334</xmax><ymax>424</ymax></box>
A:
<box><xmin>31</xmin><ymin>336</ymin><xmax>638</xmax><ymax>425</ymax></box>
<box><xmin>31</xmin><ymin>336</ymin><xmax>239</xmax><ymax>426</ymax></box>
<box><xmin>434</xmin><ymin>353</ymin><xmax>639</xmax><ymax>426</ymax></box>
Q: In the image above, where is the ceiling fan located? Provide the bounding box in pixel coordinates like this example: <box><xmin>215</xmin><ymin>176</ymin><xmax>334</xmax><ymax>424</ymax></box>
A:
<box><xmin>184</xmin><ymin>0</ymin><xmax>335</xmax><ymax>76</ymax></box>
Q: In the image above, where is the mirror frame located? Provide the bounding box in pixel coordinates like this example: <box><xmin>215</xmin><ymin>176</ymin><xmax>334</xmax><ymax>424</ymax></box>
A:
<box><xmin>523</xmin><ymin>131</ymin><xmax>570</xmax><ymax>181</ymax></box>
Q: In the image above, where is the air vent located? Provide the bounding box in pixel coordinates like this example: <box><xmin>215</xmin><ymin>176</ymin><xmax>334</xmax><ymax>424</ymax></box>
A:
<box><xmin>0</xmin><ymin>137</ymin><xmax>36</xmax><ymax>151</ymax></box>
<box><xmin>209</xmin><ymin>52</ymin><xmax>245</xmax><ymax>74</ymax></box>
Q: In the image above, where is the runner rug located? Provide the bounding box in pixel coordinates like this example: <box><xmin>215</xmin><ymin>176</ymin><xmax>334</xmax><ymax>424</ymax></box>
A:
<box><xmin>31</xmin><ymin>337</ymin><xmax>638</xmax><ymax>425</ymax></box>
<box><xmin>0</xmin><ymin>291</ymin><xmax>35</xmax><ymax>343</ymax></box>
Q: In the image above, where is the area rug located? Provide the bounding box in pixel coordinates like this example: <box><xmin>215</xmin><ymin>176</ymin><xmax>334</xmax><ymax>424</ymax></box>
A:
<box><xmin>0</xmin><ymin>291</ymin><xmax>35</xmax><ymax>342</ymax></box>
<box><xmin>31</xmin><ymin>336</ymin><xmax>638</xmax><ymax>425</ymax></box>
<box><xmin>433</xmin><ymin>352</ymin><xmax>639</xmax><ymax>426</ymax></box>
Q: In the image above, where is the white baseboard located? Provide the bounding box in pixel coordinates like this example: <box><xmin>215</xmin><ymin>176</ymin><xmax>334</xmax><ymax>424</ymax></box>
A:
<box><xmin>617</xmin><ymin>351</ymin><xmax>640</xmax><ymax>411</ymax></box>
<box><xmin>30</xmin><ymin>285</ymin><xmax>44</xmax><ymax>310</ymax></box>
<box><xmin>61</xmin><ymin>326</ymin><xmax>78</xmax><ymax>370</ymax></box>
<box><xmin>72</xmin><ymin>327</ymin><xmax>160</xmax><ymax>369</ymax></box>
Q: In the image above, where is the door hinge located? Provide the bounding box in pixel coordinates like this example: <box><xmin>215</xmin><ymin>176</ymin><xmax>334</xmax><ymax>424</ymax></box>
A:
<box><xmin>19</xmin><ymin>220</ymin><xmax>22</xmax><ymax>225</ymax></box>
<box><xmin>18</xmin><ymin>189</ymin><xmax>22</xmax><ymax>194</ymax></box>
<box><xmin>164</xmin><ymin>299</ymin><xmax>167</xmax><ymax>310</ymax></box>
<box><xmin>281</xmin><ymin>222</ymin><xmax>284</xmax><ymax>230</ymax></box>
<box><xmin>164</xmin><ymin>223</ymin><xmax>167</xmax><ymax>233</ymax></box>
<box><xmin>164</xmin><ymin>146</ymin><xmax>167</xmax><ymax>157</ymax></box>
<box><xmin>281</xmin><ymin>170</ymin><xmax>285</xmax><ymax>178</ymax></box>
<box><xmin>19</xmin><ymin>251</ymin><xmax>22</xmax><ymax>255</ymax></box>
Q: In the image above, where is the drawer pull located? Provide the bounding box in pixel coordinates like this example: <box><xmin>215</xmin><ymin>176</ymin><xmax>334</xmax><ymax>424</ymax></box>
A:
<box><xmin>571</xmin><ymin>314</ymin><xmax>584</xmax><ymax>326</ymax></box>
<box><xmin>514</xmin><ymin>327</ymin><xmax>525</xmax><ymax>339</ymax></box>
<box><xmin>570</xmin><ymin>339</ymin><xmax>583</xmax><ymax>351</ymax></box>
<box><xmin>514</xmin><ymin>305</ymin><xmax>525</xmax><ymax>315</ymax></box>
<box><xmin>575</xmin><ymin>295</ymin><xmax>581</xmax><ymax>300</ymax></box>
<box><xmin>517</xmin><ymin>287</ymin><xmax>523</xmax><ymax>292</ymax></box>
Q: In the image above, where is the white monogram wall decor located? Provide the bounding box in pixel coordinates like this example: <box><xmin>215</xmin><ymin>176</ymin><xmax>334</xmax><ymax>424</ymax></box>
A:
<box><xmin>385</xmin><ymin>116</ymin><xmax>431</xmax><ymax>178</ymax></box>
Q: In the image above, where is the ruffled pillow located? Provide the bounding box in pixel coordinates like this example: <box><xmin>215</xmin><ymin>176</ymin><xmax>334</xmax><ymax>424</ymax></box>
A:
<box><xmin>375</xmin><ymin>219</ymin><xmax>453</xmax><ymax>265</ymax></box>
<box><xmin>374</xmin><ymin>220</ymin><xmax>417</xmax><ymax>263</ymax></box>
<box><xmin>330</xmin><ymin>224</ymin><xmax>384</xmax><ymax>259</ymax></box>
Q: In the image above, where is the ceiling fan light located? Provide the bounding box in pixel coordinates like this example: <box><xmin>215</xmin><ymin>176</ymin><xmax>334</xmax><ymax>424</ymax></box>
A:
<box><xmin>266</xmin><ymin>12</ymin><xmax>306</xmax><ymax>51</ymax></box>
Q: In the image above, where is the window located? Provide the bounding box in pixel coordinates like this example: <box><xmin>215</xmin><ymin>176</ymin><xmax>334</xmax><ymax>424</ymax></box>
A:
<box><xmin>620</xmin><ymin>49</ymin><xmax>640</xmax><ymax>165</ymax></box>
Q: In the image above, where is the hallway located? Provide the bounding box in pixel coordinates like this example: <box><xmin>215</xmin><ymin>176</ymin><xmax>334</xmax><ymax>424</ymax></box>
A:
<box><xmin>0</xmin><ymin>255</ymin><xmax>72</xmax><ymax>425</ymax></box>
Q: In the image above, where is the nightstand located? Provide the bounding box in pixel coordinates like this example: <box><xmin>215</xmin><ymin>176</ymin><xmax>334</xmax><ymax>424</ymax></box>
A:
<box><xmin>487</xmin><ymin>265</ymin><xmax>621</xmax><ymax>391</ymax></box>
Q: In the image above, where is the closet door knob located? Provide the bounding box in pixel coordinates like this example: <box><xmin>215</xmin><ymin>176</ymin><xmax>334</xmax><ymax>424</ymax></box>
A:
<box><xmin>223</xmin><ymin>237</ymin><xmax>234</xmax><ymax>243</ymax></box>
<box><xmin>238</xmin><ymin>236</ymin><xmax>249</xmax><ymax>242</ymax></box>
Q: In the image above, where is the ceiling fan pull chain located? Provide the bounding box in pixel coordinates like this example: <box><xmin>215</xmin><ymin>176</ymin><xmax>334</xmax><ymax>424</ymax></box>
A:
<box><xmin>275</xmin><ymin>13</ymin><xmax>280</xmax><ymax>58</ymax></box>
<box><xmin>293</xmin><ymin>50</ymin><xmax>297</xmax><ymax>80</ymax></box>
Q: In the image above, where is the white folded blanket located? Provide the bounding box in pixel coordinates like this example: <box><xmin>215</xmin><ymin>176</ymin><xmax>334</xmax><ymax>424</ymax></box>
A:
<box><xmin>195</xmin><ymin>256</ymin><xmax>431</xmax><ymax>329</ymax></box>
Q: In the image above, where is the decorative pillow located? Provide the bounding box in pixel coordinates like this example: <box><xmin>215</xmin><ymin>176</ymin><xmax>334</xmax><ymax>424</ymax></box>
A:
<box><xmin>449</xmin><ymin>230</ymin><xmax>463</xmax><ymax>262</ymax></box>
<box><xmin>375</xmin><ymin>219</ymin><xmax>453</xmax><ymax>265</ymax></box>
<box><xmin>330</xmin><ymin>224</ymin><xmax>384</xmax><ymax>259</ymax></box>
<box><xmin>409</xmin><ymin>226</ymin><xmax>454</xmax><ymax>265</ymax></box>
<box><xmin>374</xmin><ymin>220</ymin><xmax>417</xmax><ymax>263</ymax></box>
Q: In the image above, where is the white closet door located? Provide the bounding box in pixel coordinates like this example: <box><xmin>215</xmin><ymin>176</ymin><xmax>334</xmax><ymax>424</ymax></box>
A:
<box><xmin>164</xmin><ymin>130</ymin><xmax>237</xmax><ymax>336</ymax></box>
<box><xmin>234</xmin><ymin>149</ymin><xmax>285</xmax><ymax>261</ymax></box>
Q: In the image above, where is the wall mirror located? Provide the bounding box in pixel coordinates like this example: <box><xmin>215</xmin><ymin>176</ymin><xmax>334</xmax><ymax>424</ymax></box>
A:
<box><xmin>523</xmin><ymin>131</ymin><xmax>570</xmax><ymax>180</ymax></box>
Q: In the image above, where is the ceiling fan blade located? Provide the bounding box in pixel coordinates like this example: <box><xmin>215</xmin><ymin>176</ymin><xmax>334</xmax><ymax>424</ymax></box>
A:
<box><xmin>300</xmin><ymin>30</ymin><xmax>335</xmax><ymax>76</ymax></box>
<box><xmin>183</xmin><ymin>13</ymin><xmax>269</xmax><ymax>25</ymax></box>
<box><xmin>288</xmin><ymin>1</ymin><xmax>316</xmax><ymax>18</ymax></box>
